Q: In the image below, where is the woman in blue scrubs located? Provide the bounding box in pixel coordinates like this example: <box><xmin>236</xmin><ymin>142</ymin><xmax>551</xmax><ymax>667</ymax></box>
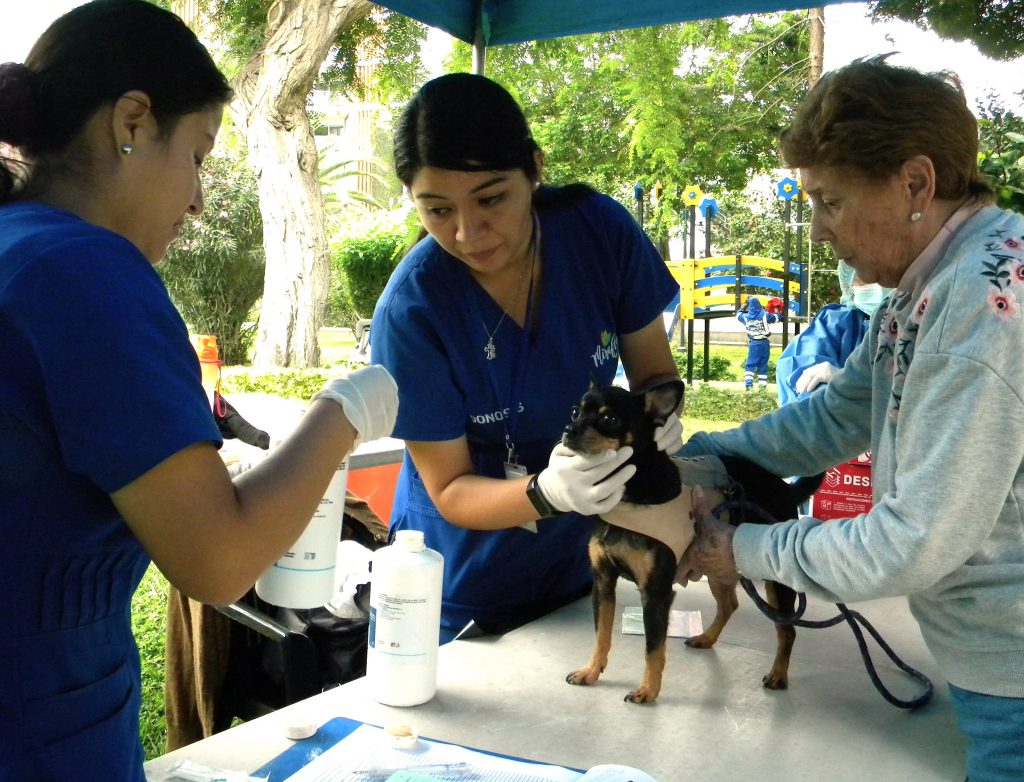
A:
<box><xmin>0</xmin><ymin>3</ymin><xmax>397</xmax><ymax>778</ymax></box>
<box><xmin>371</xmin><ymin>74</ymin><xmax>683</xmax><ymax>643</ymax></box>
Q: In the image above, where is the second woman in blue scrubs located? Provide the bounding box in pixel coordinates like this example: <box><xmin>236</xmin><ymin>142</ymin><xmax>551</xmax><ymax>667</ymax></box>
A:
<box><xmin>372</xmin><ymin>74</ymin><xmax>682</xmax><ymax>642</ymax></box>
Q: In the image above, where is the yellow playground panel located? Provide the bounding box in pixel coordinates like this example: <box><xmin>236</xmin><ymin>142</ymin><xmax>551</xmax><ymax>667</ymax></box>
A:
<box><xmin>667</xmin><ymin>255</ymin><xmax>805</xmax><ymax>319</ymax></box>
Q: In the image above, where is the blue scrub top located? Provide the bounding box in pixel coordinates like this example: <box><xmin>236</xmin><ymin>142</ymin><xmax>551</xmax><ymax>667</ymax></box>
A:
<box><xmin>372</xmin><ymin>189</ymin><xmax>678</xmax><ymax>640</ymax></box>
<box><xmin>0</xmin><ymin>203</ymin><xmax>221</xmax><ymax>780</ymax></box>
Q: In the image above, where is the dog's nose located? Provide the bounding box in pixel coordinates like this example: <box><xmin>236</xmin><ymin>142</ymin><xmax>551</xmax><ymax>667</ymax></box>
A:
<box><xmin>561</xmin><ymin>422</ymin><xmax>578</xmax><ymax>447</ymax></box>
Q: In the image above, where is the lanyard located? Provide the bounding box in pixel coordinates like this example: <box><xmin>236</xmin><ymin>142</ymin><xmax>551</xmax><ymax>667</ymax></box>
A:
<box><xmin>462</xmin><ymin>212</ymin><xmax>540</xmax><ymax>464</ymax></box>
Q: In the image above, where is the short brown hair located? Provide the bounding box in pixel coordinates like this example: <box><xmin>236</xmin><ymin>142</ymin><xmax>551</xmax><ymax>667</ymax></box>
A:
<box><xmin>780</xmin><ymin>55</ymin><xmax>993</xmax><ymax>202</ymax></box>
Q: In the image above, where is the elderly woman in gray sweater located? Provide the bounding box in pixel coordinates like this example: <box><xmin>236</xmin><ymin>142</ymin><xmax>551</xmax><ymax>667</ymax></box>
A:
<box><xmin>683</xmin><ymin>56</ymin><xmax>1024</xmax><ymax>782</ymax></box>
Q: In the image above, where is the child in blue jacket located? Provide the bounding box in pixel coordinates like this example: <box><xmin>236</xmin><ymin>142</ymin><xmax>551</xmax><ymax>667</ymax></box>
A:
<box><xmin>737</xmin><ymin>296</ymin><xmax>779</xmax><ymax>389</ymax></box>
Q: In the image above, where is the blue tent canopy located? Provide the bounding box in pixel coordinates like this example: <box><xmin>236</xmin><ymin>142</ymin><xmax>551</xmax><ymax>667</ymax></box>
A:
<box><xmin>372</xmin><ymin>0</ymin><xmax>854</xmax><ymax>46</ymax></box>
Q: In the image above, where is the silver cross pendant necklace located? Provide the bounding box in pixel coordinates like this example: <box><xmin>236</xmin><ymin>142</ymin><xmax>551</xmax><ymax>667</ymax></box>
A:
<box><xmin>482</xmin><ymin>217</ymin><xmax>540</xmax><ymax>361</ymax></box>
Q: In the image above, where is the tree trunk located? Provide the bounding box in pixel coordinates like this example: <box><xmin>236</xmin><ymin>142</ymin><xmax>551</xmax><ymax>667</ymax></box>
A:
<box><xmin>809</xmin><ymin>7</ymin><xmax>825</xmax><ymax>87</ymax></box>
<box><xmin>232</xmin><ymin>0</ymin><xmax>371</xmax><ymax>369</ymax></box>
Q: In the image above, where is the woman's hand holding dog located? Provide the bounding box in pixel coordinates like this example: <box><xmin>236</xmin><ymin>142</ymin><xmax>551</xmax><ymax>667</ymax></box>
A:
<box><xmin>688</xmin><ymin>485</ymin><xmax>739</xmax><ymax>581</ymax></box>
<box><xmin>537</xmin><ymin>443</ymin><xmax>636</xmax><ymax>515</ymax></box>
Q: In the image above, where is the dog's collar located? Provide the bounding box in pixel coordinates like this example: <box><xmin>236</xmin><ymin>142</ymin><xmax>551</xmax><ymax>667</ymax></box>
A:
<box><xmin>602</xmin><ymin>456</ymin><xmax>734</xmax><ymax>563</ymax></box>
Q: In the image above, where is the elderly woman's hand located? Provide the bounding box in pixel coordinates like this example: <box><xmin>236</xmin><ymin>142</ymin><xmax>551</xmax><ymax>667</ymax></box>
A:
<box><xmin>690</xmin><ymin>485</ymin><xmax>739</xmax><ymax>582</ymax></box>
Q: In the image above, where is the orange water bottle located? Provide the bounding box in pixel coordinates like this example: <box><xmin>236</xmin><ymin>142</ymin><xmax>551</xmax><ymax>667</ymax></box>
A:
<box><xmin>192</xmin><ymin>334</ymin><xmax>221</xmax><ymax>411</ymax></box>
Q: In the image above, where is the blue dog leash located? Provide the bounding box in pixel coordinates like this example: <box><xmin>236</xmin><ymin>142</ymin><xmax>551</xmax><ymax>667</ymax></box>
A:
<box><xmin>711</xmin><ymin>498</ymin><xmax>935</xmax><ymax>711</ymax></box>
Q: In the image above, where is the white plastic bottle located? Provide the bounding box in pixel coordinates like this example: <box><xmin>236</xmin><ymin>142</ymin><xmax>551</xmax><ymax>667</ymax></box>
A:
<box><xmin>367</xmin><ymin>530</ymin><xmax>444</xmax><ymax>706</ymax></box>
<box><xmin>255</xmin><ymin>459</ymin><xmax>348</xmax><ymax>608</ymax></box>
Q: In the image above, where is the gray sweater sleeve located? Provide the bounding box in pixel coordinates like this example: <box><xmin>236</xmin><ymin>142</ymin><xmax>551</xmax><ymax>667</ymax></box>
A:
<box><xmin>678</xmin><ymin>328</ymin><xmax>874</xmax><ymax>482</ymax></box>
<box><xmin>735</xmin><ymin>351</ymin><xmax>1024</xmax><ymax>602</ymax></box>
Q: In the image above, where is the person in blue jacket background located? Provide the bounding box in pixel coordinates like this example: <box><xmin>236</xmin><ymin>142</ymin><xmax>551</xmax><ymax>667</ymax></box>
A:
<box><xmin>0</xmin><ymin>3</ymin><xmax>398</xmax><ymax>778</ymax></box>
<box><xmin>371</xmin><ymin>74</ymin><xmax>683</xmax><ymax>643</ymax></box>
<box><xmin>775</xmin><ymin>260</ymin><xmax>891</xmax><ymax>405</ymax></box>
<box><xmin>737</xmin><ymin>295</ymin><xmax>780</xmax><ymax>389</ymax></box>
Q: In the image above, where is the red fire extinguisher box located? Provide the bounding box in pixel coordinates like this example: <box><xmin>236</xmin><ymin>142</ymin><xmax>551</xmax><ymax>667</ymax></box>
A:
<box><xmin>810</xmin><ymin>452</ymin><xmax>873</xmax><ymax>521</ymax></box>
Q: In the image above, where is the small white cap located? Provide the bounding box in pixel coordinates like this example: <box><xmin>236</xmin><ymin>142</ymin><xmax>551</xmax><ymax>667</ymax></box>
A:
<box><xmin>385</xmin><ymin>721</ymin><xmax>419</xmax><ymax>749</ymax></box>
<box><xmin>284</xmin><ymin>718</ymin><xmax>317</xmax><ymax>740</ymax></box>
<box><xmin>395</xmin><ymin>529</ymin><xmax>425</xmax><ymax>552</ymax></box>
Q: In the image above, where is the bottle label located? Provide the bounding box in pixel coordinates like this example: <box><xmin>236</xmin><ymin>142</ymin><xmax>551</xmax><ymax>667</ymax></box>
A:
<box><xmin>369</xmin><ymin>591</ymin><xmax>434</xmax><ymax>657</ymax></box>
<box><xmin>276</xmin><ymin>461</ymin><xmax>347</xmax><ymax>571</ymax></box>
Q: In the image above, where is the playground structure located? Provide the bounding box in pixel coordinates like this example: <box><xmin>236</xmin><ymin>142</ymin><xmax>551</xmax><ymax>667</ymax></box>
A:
<box><xmin>657</xmin><ymin>178</ymin><xmax>811</xmax><ymax>384</ymax></box>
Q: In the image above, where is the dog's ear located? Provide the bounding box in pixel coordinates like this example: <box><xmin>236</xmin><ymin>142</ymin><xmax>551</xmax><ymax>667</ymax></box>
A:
<box><xmin>588</xmin><ymin>372</ymin><xmax>600</xmax><ymax>391</ymax></box>
<box><xmin>643</xmin><ymin>380</ymin><xmax>685</xmax><ymax>422</ymax></box>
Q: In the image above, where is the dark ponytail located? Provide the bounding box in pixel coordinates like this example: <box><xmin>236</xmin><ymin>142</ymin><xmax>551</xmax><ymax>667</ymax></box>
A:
<box><xmin>0</xmin><ymin>0</ymin><xmax>232</xmax><ymax>203</ymax></box>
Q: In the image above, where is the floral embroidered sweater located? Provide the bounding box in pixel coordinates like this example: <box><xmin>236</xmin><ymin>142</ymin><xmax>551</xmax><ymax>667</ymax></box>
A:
<box><xmin>680</xmin><ymin>204</ymin><xmax>1024</xmax><ymax>697</ymax></box>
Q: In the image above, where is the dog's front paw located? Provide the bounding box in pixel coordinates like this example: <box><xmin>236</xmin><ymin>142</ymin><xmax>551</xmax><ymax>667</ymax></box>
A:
<box><xmin>684</xmin><ymin>632</ymin><xmax>716</xmax><ymax>649</ymax></box>
<box><xmin>762</xmin><ymin>670</ymin><xmax>789</xmax><ymax>690</ymax></box>
<box><xmin>566</xmin><ymin>664</ymin><xmax>603</xmax><ymax>687</ymax></box>
<box><xmin>624</xmin><ymin>686</ymin><xmax>658</xmax><ymax>704</ymax></box>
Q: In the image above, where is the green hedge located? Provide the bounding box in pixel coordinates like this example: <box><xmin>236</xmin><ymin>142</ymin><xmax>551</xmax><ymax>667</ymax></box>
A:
<box><xmin>672</xmin><ymin>349</ymin><xmax>736</xmax><ymax>381</ymax></box>
<box><xmin>683</xmin><ymin>384</ymin><xmax>778</xmax><ymax>421</ymax></box>
<box><xmin>221</xmin><ymin>369</ymin><xmax>336</xmax><ymax>400</ymax></box>
<box><xmin>672</xmin><ymin>347</ymin><xmax>778</xmax><ymax>383</ymax></box>
<box><xmin>159</xmin><ymin>147</ymin><xmax>264</xmax><ymax>365</ymax></box>
<box><xmin>327</xmin><ymin>210</ymin><xmax>416</xmax><ymax>326</ymax></box>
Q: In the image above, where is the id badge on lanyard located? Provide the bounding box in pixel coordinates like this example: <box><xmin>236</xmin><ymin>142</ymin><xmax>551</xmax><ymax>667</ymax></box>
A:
<box><xmin>487</xmin><ymin>214</ymin><xmax>540</xmax><ymax>530</ymax></box>
<box><xmin>504</xmin><ymin>455</ymin><xmax>528</xmax><ymax>480</ymax></box>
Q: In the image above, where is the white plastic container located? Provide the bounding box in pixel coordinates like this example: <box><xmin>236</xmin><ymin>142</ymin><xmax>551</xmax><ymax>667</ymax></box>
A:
<box><xmin>367</xmin><ymin>530</ymin><xmax>444</xmax><ymax>706</ymax></box>
<box><xmin>255</xmin><ymin>459</ymin><xmax>348</xmax><ymax>608</ymax></box>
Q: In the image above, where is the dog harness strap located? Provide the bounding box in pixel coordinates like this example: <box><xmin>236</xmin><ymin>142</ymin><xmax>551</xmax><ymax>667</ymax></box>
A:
<box><xmin>671</xmin><ymin>455</ymin><xmax>734</xmax><ymax>492</ymax></box>
<box><xmin>603</xmin><ymin>493</ymin><xmax>696</xmax><ymax>563</ymax></box>
<box><xmin>603</xmin><ymin>456</ymin><xmax>734</xmax><ymax>563</ymax></box>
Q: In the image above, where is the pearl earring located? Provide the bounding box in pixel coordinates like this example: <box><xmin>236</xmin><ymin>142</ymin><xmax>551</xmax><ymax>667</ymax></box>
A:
<box><xmin>120</xmin><ymin>144</ymin><xmax>133</xmax><ymax>156</ymax></box>
<box><xmin>910</xmin><ymin>211</ymin><xmax>922</xmax><ymax>222</ymax></box>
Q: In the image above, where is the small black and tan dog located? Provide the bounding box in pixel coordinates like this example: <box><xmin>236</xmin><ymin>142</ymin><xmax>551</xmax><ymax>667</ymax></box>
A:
<box><xmin>563</xmin><ymin>378</ymin><xmax>821</xmax><ymax>703</ymax></box>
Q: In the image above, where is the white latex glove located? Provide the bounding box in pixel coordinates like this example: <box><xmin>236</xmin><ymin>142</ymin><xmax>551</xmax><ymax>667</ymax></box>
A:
<box><xmin>536</xmin><ymin>443</ymin><xmax>636</xmax><ymax>516</ymax></box>
<box><xmin>311</xmin><ymin>365</ymin><xmax>398</xmax><ymax>447</ymax></box>
<box><xmin>795</xmin><ymin>361</ymin><xmax>838</xmax><ymax>394</ymax></box>
<box><xmin>653</xmin><ymin>414</ymin><xmax>683</xmax><ymax>453</ymax></box>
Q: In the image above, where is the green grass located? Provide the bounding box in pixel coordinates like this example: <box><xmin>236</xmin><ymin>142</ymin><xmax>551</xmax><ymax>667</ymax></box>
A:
<box><xmin>683</xmin><ymin>416</ymin><xmax>742</xmax><ymax>434</ymax></box>
<box><xmin>132</xmin><ymin>565</ymin><xmax>170</xmax><ymax>759</ymax></box>
<box><xmin>318</xmin><ymin>327</ymin><xmax>356</xmax><ymax>367</ymax></box>
<box><xmin>676</xmin><ymin>342</ymin><xmax>778</xmax><ymax>383</ymax></box>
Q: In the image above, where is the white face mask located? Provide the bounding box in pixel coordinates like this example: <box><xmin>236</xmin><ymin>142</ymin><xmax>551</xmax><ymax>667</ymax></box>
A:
<box><xmin>852</xmin><ymin>282</ymin><xmax>887</xmax><ymax>316</ymax></box>
<box><xmin>838</xmin><ymin>260</ymin><xmax>856</xmax><ymax>306</ymax></box>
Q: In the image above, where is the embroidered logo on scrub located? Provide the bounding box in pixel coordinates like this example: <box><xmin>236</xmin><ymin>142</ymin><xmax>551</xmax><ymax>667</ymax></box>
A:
<box><xmin>591</xmin><ymin>330</ymin><xmax>619</xmax><ymax>368</ymax></box>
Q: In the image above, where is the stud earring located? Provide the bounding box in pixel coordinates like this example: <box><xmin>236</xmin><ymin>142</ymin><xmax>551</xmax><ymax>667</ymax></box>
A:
<box><xmin>533</xmin><ymin>181</ymin><xmax>540</xmax><ymax>191</ymax></box>
<box><xmin>120</xmin><ymin>144</ymin><xmax>133</xmax><ymax>156</ymax></box>
<box><xmin>910</xmin><ymin>211</ymin><xmax>922</xmax><ymax>222</ymax></box>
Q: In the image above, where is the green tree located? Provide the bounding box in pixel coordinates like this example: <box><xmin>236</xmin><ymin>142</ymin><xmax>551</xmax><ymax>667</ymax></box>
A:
<box><xmin>871</xmin><ymin>0</ymin><xmax>1024</xmax><ymax>60</ymax></box>
<box><xmin>713</xmin><ymin>188</ymin><xmax>838</xmax><ymax>313</ymax></box>
<box><xmin>450</xmin><ymin>34</ymin><xmax>630</xmax><ymax>199</ymax></box>
<box><xmin>447</xmin><ymin>13</ymin><xmax>810</xmax><ymax>239</ymax></box>
<box><xmin>159</xmin><ymin>142</ymin><xmax>265</xmax><ymax>365</ymax></box>
<box><xmin>977</xmin><ymin>95</ymin><xmax>1024</xmax><ymax>214</ymax></box>
<box><xmin>191</xmin><ymin>0</ymin><xmax>425</xmax><ymax>369</ymax></box>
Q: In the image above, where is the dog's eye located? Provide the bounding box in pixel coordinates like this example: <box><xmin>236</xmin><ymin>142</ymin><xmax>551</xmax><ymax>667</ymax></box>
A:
<box><xmin>599</xmin><ymin>413</ymin><xmax>620</xmax><ymax>430</ymax></box>
<box><xmin>570</xmin><ymin>405</ymin><xmax>582</xmax><ymax>421</ymax></box>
